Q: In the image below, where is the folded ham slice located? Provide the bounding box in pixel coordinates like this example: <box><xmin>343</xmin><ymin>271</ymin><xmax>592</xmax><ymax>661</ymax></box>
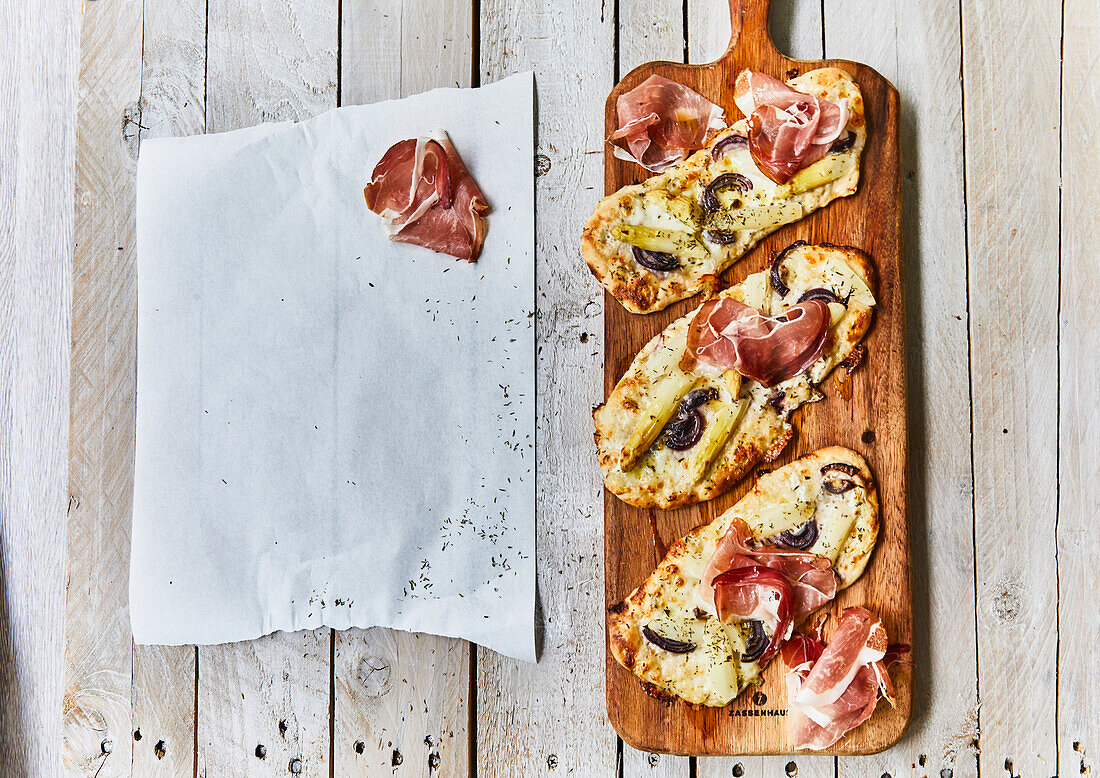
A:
<box><xmin>699</xmin><ymin>517</ymin><xmax>839</xmax><ymax>663</ymax></box>
<box><xmin>782</xmin><ymin>607</ymin><xmax>903</xmax><ymax>750</ymax></box>
<box><xmin>712</xmin><ymin>566</ymin><xmax>792</xmax><ymax>663</ymax></box>
<box><xmin>364</xmin><ymin>131</ymin><xmax>489</xmax><ymax>261</ymax></box>
<box><xmin>700</xmin><ymin>516</ymin><xmax>838</xmax><ymax>612</ymax></box>
<box><xmin>686</xmin><ymin>297</ymin><xmax>831</xmax><ymax>386</ymax></box>
<box><xmin>609</xmin><ymin>74</ymin><xmax>725</xmax><ymax>173</ymax></box>
<box><xmin>734</xmin><ymin>70</ymin><xmax>850</xmax><ymax>184</ymax></box>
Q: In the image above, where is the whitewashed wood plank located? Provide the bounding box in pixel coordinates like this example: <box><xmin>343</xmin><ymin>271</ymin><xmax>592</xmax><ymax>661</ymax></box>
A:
<box><xmin>619</xmin><ymin>0</ymin><xmax>684</xmax><ymax>74</ymax></box>
<box><xmin>475</xmin><ymin>0</ymin><xmax>618</xmax><ymax>775</ymax></box>
<box><xmin>1059</xmin><ymin>0</ymin><xmax>1100</xmax><ymax>773</ymax></box>
<box><xmin>198</xmin><ymin>631</ymin><xmax>330</xmax><ymax>776</ymax></box>
<box><xmin>0</xmin><ymin>0</ymin><xmax>77</xmax><ymax>774</ymax></box>
<box><xmin>131</xmin><ymin>649</ymin><xmax>195</xmax><ymax>776</ymax></box>
<box><xmin>341</xmin><ymin>0</ymin><xmax>402</xmax><ymax>105</ymax></box>
<box><xmin>704</xmin><ymin>757</ymin><xmax>834</xmax><ymax>778</ymax></box>
<box><xmin>396</xmin><ymin>0</ymin><xmax>473</xmax><ymax>95</ymax></box>
<box><xmin>334</xmin><ymin>2</ymin><xmax>473</xmax><ymax>776</ymax></box>
<box><xmin>334</xmin><ymin>629</ymin><xmax>470</xmax><ymax>776</ymax></box>
<box><xmin>130</xmin><ymin>1</ymin><xmax>207</xmax><ymax>773</ymax></box>
<box><xmin>140</xmin><ymin>0</ymin><xmax>206</xmax><ymax>139</ymax></box>
<box><xmin>617</xmin><ymin>3</ymin><xmax>693</xmax><ymax>773</ymax></box>
<box><xmin>622</xmin><ymin>749</ymin><xmax>693</xmax><ymax>778</ymax></box>
<box><xmin>206</xmin><ymin>0</ymin><xmax>337</xmax><ymax>127</ymax></box>
<box><xmin>691</xmin><ymin>3</ymin><xmax>829</xmax><ymax>774</ymax></box>
<box><xmin>64</xmin><ymin>0</ymin><xmax>144</xmax><ymax>775</ymax></box>
<box><xmin>826</xmin><ymin>0</ymin><xmax>979</xmax><ymax>775</ymax></box>
<box><xmin>688</xmin><ymin>0</ymin><xmax>823</xmax><ymax>64</ymax></box>
<box><xmin>962</xmin><ymin>0</ymin><xmax>1060</xmax><ymax>775</ymax></box>
<box><xmin>198</xmin><ymin>1</ymin><xmax>338</xmax><ymax>774</ymax></box>
<box><xmin>342</xmin><ymin>0</ymin><xmax>473</xmax><ymax>106</ymax></box>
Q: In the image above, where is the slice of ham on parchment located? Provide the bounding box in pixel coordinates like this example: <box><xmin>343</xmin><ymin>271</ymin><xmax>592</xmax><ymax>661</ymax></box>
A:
<box><xmin>782</xmin><ymin>607</ymin><xmax>907</xmax><ymax>751</ymax></box>
<box><xmin>734</xmin><ymin>70</ymin><xmax>850</xmax><ymax>184</ymax></box>
<box><xmin>699</xmin><ymin>516</ymin><xmax>839</xmax><ymax>663</ymax></box>
<box><xmin>609</xmin><ymin>74</ymin><xmax>725</xmax><ymax>173</ymax></box>
<box><xmin>686</xmin><ymin>297</ymin><xmax>831</xmax><ymax>386</ymax></box>
<box><xmin>364</xmin><ymin>131</ymin><xmax>489</xmax><ymax>261</ymax></box>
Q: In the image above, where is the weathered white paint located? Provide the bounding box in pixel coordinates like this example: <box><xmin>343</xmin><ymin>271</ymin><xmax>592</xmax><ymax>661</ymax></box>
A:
<box><xmin>962</xmin><ymin>0</ymin><xmax>1061</xmax><ymax>775</ymax></box>
<box><xmin>197</xmin><ymin>0</ymin><xmax>337</xmax><ymax>774</ymax></box>
<box><xmin>474</xmin><ymin>0</ymin><xmax>618</xmax><ymax>775</ymax></box>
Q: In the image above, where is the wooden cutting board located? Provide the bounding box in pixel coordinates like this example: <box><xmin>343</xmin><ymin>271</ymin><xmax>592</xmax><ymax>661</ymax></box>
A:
<box><xmin>602</xmin><ymin>0</ymin><xmax>910</xmax><ymax>756</ymax></box>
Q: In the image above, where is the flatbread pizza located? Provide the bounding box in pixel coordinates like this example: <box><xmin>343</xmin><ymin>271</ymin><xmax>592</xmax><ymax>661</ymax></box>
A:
<box><xmin>608</xmin><ymin>446</ymin><xmax>879</xmax><ymax>707</ymax></box>
<box><xmin>583</xmin><ymin>68</ymin><xmax>866</xmax><ymax>314</ymax></box>
<box><xmin>594</xmin><ymin>242</ymin><xmax>875</xmax><ymax>509</ymax></box>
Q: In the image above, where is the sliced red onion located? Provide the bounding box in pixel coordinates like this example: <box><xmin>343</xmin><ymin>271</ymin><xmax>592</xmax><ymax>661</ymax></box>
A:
<box><xmin>632</xmin><ymin>245</ymin><xmax>681</xmax><ymax>272</ymax></box>
<box><xmin>797</xmin><ymin>287</ymin><xmax>845</xmax><ymax>305</ymax></box>
<box><xmin>821</xmin><ymin>462</ymin><xmax>861</xmax><ymax>478</ymax></box>
<box><xmin>663</xmin><ymin>388</ymin><xmax>718</xmax><ymax>451</ymax></box>
<box><xmin>643</xmin><ymin>625</ymin><xmax>696</xmax><ymax>654</ymax></box>
<box><xmin>823</xmin><ymin>478</ymin><xmax>856</xmax><ymax>494</ymax></box>
<box><xmin>830</xmin><ymin>132</ymin><xmax>855</xmax><ymax>153</ymax></box>
<box><xmin>711</xmin><ymin>133</ymin><xmax>749</xmax><ymax>160</ymax></box>
<box><xmin>701</xmin><ymin>173</ymin><xmax>753</xmax><ymax>212</ymax></box>
<box><xmin>821</xmin><ymin>462</ymin><xmax>862</xmax><ymax>494</ymax></box>
<box><xmin>740</xmin><ymin>620</ymin><xmax>768</xmax><ymax>663</ymax></box>
<box><xmin>703</xmin><ymin>229</ymin><xmax>739</xmax><ymax>245</ymax></box>
<box><xmin>682</xmin><ymin>387</ymin><xmax>720</xmax><ymax>409</ymax></box>
<box><xmin>766</xmin><ymin>389</ymin><xmax>785</xmax><ymax>413</ymax></box>
<box><xmin>775</xmin><ymin>519</ymin><xmax>818</xmax><ymax>550</ymax></box>
<box><xmin>664</xmin><ymin>409</ymin><xmax>704</xmax><ymax>450</ymax></box>
<box><xmin>769</xmin><ymin>240</ymin><xmax>807</xmax><ymax>298</ymax></box>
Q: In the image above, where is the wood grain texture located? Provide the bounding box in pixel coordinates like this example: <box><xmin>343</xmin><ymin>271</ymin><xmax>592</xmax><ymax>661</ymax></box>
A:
<box><xmin>334</xmin><ymin>3</ymin><xmax>472</xmax><ymax>774</ymax></box>
<box><xmin>341</xmin><ymin>0</ymin><xmax>474</xmax><ymax>106</ymax></box>
<box><xmin>617</xmin><ymin>5</ymin><xmax>691</xmax><ymax>774</ymax></box>
<box><xmin>825</xmin><ymin>1</ymin><xmax>979</xmax><ymax>776</ymax></box>
<box><xmin>691</xmin><ymin>3</ymin><xmax>831</xmax><ymax>775</ymax></box>
<box><xmin>197</xmin><ymin>1</ymin><xmax>337</xmax><ymax>774</ymax></box>
<box><xmin>334</xmin><ymin>629</ymin><xmax>470</xmax><ymax>776</ymax></box>
<box><xmin>961</xmin><ymin>0</ymin><xmax>1060</xmax><ymax>775</ymax></box>
<box><xmin>604</xmin><ymin>0</ymin><xmax>910</xmax><ymax>756</ymax></box>
<box><xmin>64</xmin><ymin>0</ymin><xmax>144</xmax><ymax>775</ymax></box>
<box><xmin>474</xmin><ymin>0</ymin><xmax>619</xmax><ymax>775</ymax></box>
<box><xmin>0</xmin><ymin>0</ymin><xmax>77</xmax><ymax>775</ymax></box>
<box><xmin>130</xmin><ymin>1</ymin><xmax>206</xmax><ymax>774</ymax></box>
<box><xmin>198</xmin><ymin>632</ymin><xmax>330</xmax><ymax>776</ymax></box>
<box><xmin>41</xmin><ymin>0</ymin><xmax>1093</xmax><ymax>772</ymax></box>
<box><xmin>1059</xmin><ymin>0</ymin><xmax>1100</xmax><ymax>772</ymax></box>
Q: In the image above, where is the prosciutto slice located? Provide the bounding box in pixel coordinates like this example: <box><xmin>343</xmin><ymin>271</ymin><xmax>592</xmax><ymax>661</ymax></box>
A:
<box><xmin>782</xmin><ymin>608</ymin><xmax>903</xmax><ymax>750</ymax></box>
<box><xmin>733</xmin><ymin>70</ymin><xmax>850</xmax><ymax>184</ymax></box>
<box><xmin>609</xmin><ymin>74</ymin><xmax>725</xmax><ymax>173</ymax></box>
<box><xmin>364</xmin><ymin>131</ymin><xmax>489</xmax><ymax>261</ymax></box>
<box><xmin>712</xmin><ymin>566</ymin><xmax>792</xmax><ymax>663</ymax></box>
<box><xmin>700</xmin><ymin>517</ymin><xmax>838</xmax><ymax>613</ymax></box>
<box><xmin>686</xmin><ymin>297</ymin><xmax>831</xmax><ymax>386</ymax></box>
<box><xmin>699</xmin><ymin>517</ymin><xmax>838</xmax><ymax>664</ymax></box>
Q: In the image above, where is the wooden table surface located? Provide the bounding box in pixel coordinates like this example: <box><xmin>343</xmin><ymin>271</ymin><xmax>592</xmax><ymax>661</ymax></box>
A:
<box><xmin>1</xmin><ymin>0</ymin><xmax>1095</xmax><ymax>775</ymax></box>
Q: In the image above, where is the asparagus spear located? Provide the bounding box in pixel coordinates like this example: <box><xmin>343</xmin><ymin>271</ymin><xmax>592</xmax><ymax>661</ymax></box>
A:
<box><xmin>620</xmin><ymin>373</ymin><xmax>700</xmax><ymax>472</ymax></box>
<box><xmin>788</xmin><ymin>152</ymin><xmax>855</xmax><ymax>195</ymax></box>
<box><xmin>684</xmin><ymin>398</ymin><xmax>749</xmax><ymax>483</ymax></box>
<box><xmin>615</xmin><ymin>224</ymin><xmax>709</xmax><ymax>260</ymax></box>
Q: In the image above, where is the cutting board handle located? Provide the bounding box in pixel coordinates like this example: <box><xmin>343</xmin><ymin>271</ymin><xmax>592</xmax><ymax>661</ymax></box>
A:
<box><xmin>724</xmin><ymin>0</ymin><xmax>783</xmax><ymax>61</ymax></box>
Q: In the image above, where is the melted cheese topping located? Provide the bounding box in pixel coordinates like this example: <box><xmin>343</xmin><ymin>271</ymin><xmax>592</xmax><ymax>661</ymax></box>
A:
<box><xmin>609</xmin><ymin>447</ymin><xmax>878</xmax><ymax>707</ymax></box>
<box><xmin>582</xmin><ymin>67</ymin><xmax>867</xmax><ymax>314</ymax></box>
<box><xmin>595</xmin><ymin>243</ymin><xmax>875</xmax><ymax>509</ymax></box>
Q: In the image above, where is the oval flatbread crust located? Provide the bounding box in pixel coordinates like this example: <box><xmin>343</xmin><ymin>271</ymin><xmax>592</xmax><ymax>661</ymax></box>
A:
<box><xmin>608</xmin><ymin>446</ymin><xmax>879</xmax><ymax>707</ymax></box>
<box><xmin>583</xmin><ymin>67</ymin><xmax>866</xmax><ymax>314</ymax></box>
<box><xmin>594</xmin><ymin>242</ymin><xmax>875</xmax><ymax>509</ymax></box>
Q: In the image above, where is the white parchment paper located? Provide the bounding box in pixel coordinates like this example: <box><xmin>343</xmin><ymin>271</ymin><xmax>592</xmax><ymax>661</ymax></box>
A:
<box><xmin>131</xmin><ymin>72</ymin><xmax>536</xmax><ymax>661</ymax></box>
